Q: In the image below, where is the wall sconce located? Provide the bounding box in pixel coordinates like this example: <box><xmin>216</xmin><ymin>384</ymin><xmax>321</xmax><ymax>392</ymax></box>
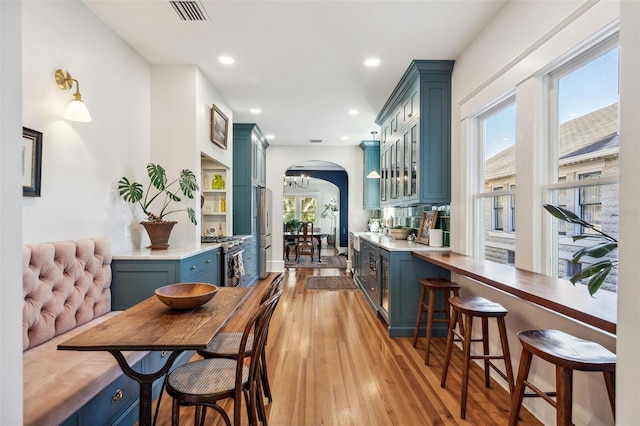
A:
<box><xmin>54</xmin><ymin>69</ymin><xmax>92</xmax><ymax>122</ymax></box>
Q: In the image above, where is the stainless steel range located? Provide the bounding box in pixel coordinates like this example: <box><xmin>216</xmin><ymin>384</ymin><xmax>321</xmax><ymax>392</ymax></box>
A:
<box><xmin>201</xmin><ymin>236</ymin><xmax>244</xmax><ymax>286</ymax></box>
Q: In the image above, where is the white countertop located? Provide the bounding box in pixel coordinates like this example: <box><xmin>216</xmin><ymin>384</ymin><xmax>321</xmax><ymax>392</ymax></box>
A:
<box><xmin>112</xmin><ymin>244</ymin><xmax>222</xmax><ymax>260</ymax></box>
<box><xmin>355</xmin><ymin>232</ymin><xmax>451</xmax><ymax>252</ymax></box>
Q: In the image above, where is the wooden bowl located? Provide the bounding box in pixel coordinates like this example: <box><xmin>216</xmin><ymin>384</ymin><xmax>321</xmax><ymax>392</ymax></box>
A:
<box><xmin>389</xmin><ymin>228</ymin><xmax>411</xmax><ymax>240</ymax></box>
<box><xmin>154</xmin><ymin>283</ymin><xmax>218</xmax><ymax>309</ymax></box>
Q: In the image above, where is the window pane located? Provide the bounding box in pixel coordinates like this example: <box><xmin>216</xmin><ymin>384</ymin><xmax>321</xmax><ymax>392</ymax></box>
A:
<box><xmin>551</xmin><ymin>44</ymin><xmax>619</xmax><ymax>292</ymax></box>
<box><xmin>480</xmin><ymin>196</ymin><xmax>515</xmax><ymax>265</ymax></box>
<box><xmin>283</xmin><ymin>196</ymin><xmax>296</xmax><ymax>222</ymax></box>
<box><xmin>300</xmin><ymin>197</ymin><xmax>317</xmax><ymax>224</ymax></box>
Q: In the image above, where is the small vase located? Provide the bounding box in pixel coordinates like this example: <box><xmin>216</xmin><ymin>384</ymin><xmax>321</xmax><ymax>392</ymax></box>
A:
<box><xmin>141</xmin><ymin>221</ymin><xmax>177</xmax><ymax>250</ymax></box>
<box><xmin>212</xmin><ymin>175</ymin><xmax>225</xmax><ymax>190</ymax></box>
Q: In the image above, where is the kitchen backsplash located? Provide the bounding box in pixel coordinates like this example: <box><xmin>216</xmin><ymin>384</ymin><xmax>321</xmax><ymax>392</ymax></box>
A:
<box><xmin>377</xmin><ymin>203</ymin><xmax>450</xmax><ymax>246</ymax></box>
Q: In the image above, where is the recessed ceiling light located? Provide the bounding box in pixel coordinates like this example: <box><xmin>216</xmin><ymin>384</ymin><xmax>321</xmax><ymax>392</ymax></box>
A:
<box><xmin>266</xmin><ymin>134</ymin><xmax>275</xmax><ymax>140</ymax></box>
<box><xmin>250</xmin><ymin>108</ymin><xmax>261</xmax><ymax>114</ymax></box>
<box><xmin>348</xmin><ymin>110</ymin><xmax>359</xmax><ymax>116</ymax></box>
<box><xmin>364</xmin><ymin>58</ymin><xmax>380</xmax><ymax>67</ymax></box>
<box><xmin>341</xmin><ymin>136</ymin><xmax>348</xmax><ymax>140</ymax></box>
<box><xmin>218</xmin><ymin>56</ymin><xmax>235</xmax><ymax>65</ymax></box>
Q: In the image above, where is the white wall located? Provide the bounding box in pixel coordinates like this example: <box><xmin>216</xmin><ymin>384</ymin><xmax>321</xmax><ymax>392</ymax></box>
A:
<box><xmin>21</xmin><ymin>0</ymin><xmax>151</xmax><ymax>254</ymax></box>
<box><xmin>0</xmin><ymin>2</ymin><xmax>24</xmax><ymax>423</ymax></box>
<box><xmin>451</xmin><ymin>1</ymin><xmax>632</xmax><ymax>424</ymax></box>
<box><xmin>267</xmin><ymin>145</ymin><xmax>365</xmax><ymax>272</ymax></box>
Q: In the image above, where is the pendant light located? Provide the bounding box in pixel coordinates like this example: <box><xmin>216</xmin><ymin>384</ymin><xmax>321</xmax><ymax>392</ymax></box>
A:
<box><xmin>367</xmin><ymin>131</ymin><xmax>381</xmax><ymax>179</ymax></box>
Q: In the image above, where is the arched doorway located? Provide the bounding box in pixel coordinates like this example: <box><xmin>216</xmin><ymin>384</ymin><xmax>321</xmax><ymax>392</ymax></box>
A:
<box><xmin>283</xmin><ymin>161</ymin><xmax>349</xmax><ymax>249</ymax></box>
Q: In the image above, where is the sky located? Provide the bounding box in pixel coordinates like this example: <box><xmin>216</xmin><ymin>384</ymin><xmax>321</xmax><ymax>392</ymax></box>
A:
<box><xmin>484</xmin><ymin>45</ymin><xmax>619</xmax><ymax>161</ymax></box>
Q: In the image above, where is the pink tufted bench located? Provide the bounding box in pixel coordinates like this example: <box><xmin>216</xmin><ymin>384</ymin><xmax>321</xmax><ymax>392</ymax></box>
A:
<box><xmin>22</xmin><ymin>238</ymin><xmax>149</xmax><ymax>426</ymax></box>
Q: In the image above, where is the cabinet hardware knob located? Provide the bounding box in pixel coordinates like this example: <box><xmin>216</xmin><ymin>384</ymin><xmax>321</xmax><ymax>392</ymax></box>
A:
<box><xmin>190</xmin><ymin>266</ymin><xmax>196</xmax><ymax>270</ymax></box>
<box><xmin>111</xmin><ymin>389</ymin><xmax>123</xmax><ymax>403</ymax></box>
<box><xmin>161</xmin><ymin>350</ymin><xmax>168</xmax><ymax>357</ymax></box>
<box><xmin>205</xmin><ymin>260</ymin><xmax>211</xmax><ymax>264</ymax></box>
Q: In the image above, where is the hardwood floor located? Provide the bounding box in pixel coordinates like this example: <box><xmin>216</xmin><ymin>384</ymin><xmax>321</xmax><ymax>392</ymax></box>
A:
<box><xmin>151</xmin><ymin>264</ymin><xmax>541</xmax><ymax>425</ymax></box>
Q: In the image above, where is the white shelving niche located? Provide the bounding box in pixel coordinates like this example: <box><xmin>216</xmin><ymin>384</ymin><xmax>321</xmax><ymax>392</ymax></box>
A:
<box><xmin>201</xmin><ymin>158</ymin><xmax>230</xmax><ymax>237</ymax></box>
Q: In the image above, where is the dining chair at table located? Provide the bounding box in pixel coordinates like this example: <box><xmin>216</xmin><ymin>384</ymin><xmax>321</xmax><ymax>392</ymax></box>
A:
<box><xmin>296</xmin><ymin>222</ymin><xmax>320</xmax><ymax>262</ymax></box>
<box><xmin>196</xmin><ymin>273</ymin><xmax>284</xmax><ymax>402</ymax></box>
<box><xmin>165</xmin><ymin>289</ymin><xmax>283</xmax><ymax>426</ymax></box>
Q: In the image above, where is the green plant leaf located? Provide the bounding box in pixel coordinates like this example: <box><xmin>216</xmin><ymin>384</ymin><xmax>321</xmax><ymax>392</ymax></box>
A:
<box><xmin>569</xmin><ymin>260</ymin><xmax>612</xmax><ymax>284</ymax></box>
<box><xmin>166</xmin><ymin>192</ymin><xmax>181</xmax><ymax>202</ymax></box>
<box><xmin>187</xmin><ymin>207</ymin><xmax>197</xmax><ymax>225</ymax></box>
<box><xmin>147</xmin><ymin>163</ymin><xmax>167</xmax><ymax>190</ymax></box>
<box><xmin>117</xmin><ymin>177</ymin><xmax>143</xmax><ymax>203</ymax></box>
<box><xmin>179</xmin><ymin>169</ymin><xmax>198</xmax><ymax>198</ymax></box>
<box><xmin>586</xmin><ymin>265</ymin><xmax>612</xmax><ymax>296</ymax></box>
<box><xmin>572</xmin><ymin>241</ymin><xmax>617</xmax><ymax>262</ymax></box>
<box><xmin>543</xmin><ymin>204</ymin><xmax>594</xmax><ymax>228</ymax></box>
<box><xmin>572</xmin><ymin>234</ymin><xmax>606</xmax><ymax>242</ymax></box>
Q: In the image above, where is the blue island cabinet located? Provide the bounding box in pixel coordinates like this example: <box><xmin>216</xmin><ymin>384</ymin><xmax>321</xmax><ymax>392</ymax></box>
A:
<box><xmin>110</xmin><ymin>248</ymin><xmax>222</xmax><ymax>310</ymax></box>
<box><xmin>376</xmin><ymin>248</ymin><xmax>450</xmax><ymax>338</ymax></box>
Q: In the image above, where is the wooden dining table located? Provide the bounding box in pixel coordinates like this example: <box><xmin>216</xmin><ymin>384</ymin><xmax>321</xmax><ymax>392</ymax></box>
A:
<box><xmin>58</xmin><ymin>286</ymin><xmax>252</xmax><ymax>426</ymax></box>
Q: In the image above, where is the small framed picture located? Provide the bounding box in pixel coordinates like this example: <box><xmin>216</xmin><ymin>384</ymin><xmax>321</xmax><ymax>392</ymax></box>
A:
<box><xmin>22</xmin><ymin>127</ymin><xmax>42</xmax><ymax>197</ymax></box>
<box><xmin>418</xmin><ymin>210</ymin><xmax>438</xmax><ymax>245</ymax></box>
<box><xmin>210</xmin><ymin>104</ymin><xmax>229</xmax><ymax>150</ymax></box>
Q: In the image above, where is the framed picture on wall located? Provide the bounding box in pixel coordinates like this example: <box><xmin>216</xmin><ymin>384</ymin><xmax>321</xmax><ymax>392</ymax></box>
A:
<box><xmin>22</xmin><ymin>127</ymin><xmax>42</xmax><ymax>197</ymax></box>
<box><xmin>417</xmin><ymin>210</ymin><xmax>438</xmax><ymax>245</ymax></box>
<box><xmin>210</xmin><ymin>104</ymin><xmax>229</xmax><ymax>150</ymax></box>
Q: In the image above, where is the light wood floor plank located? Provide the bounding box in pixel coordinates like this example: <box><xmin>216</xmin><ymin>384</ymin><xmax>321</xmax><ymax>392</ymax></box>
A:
<box><xmin>150</xmin><ymin>264</ymin><xmax>541</xmax><ymax>425</ymax></box>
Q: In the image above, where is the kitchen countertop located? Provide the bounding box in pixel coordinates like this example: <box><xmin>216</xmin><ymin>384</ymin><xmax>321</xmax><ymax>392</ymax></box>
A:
<box><xmin>113</xmin><ymin>244</ymin><xmax>222</xmax><ymax>260</ymax></box>
<box><xmin>355</xmin><ymin>232</ymin><xmax>451</xmax><ymax>252</ymax></box>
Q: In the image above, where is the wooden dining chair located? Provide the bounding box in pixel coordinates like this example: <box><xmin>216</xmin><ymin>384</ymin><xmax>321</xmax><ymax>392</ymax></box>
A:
<box><xmin>196</xmin><ymin>273</ymin><xmax>284</xmax><ymax>402</ymax></box>
<box><xmin>165</xmin><ymin>289</ymin><xmax>283</xmax><ymax>426</ymax></box>
<box><xmin>296</xmin><ymin>221</ymin><xmax>319</xmax><ymax>262</ymax></box>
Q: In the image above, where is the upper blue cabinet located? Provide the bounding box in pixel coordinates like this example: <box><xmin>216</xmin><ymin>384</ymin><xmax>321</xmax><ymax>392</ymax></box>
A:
<box><xmin>376</xmin><ymin>60</ymin><xmax>454</xmax><ymax>206</ymax></box>
<box><xmin>360</xmin><ymin>140</ymin><xmax>380</xmax><ymax>210</ymax></box>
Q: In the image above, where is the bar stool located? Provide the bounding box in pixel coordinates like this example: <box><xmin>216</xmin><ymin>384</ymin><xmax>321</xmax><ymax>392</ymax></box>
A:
<box><xmin>441</xmin><ymin>296</ymin><xmax>515</xmax><ymax>419</ymax></box>
<box><xmin>412</xmin><ymin>278</ymin><xmax>461</xmax><ymax>365</ymax></box>
<box><xmin>508</xmin><ymin>329</ymin><xmax>616</xmax><ymax>425</ymax></box>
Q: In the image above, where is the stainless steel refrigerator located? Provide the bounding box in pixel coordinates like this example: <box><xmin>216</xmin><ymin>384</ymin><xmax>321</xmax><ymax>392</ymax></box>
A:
<box><xmin>257</xmin><ymin>186</ymin><xmax>272</xmax><ymax>279</ymax></box>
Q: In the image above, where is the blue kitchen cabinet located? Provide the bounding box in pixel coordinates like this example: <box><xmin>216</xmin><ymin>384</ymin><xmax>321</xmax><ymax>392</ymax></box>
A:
<box><xmin>376</xmin><ymin>60</ymin><xmax>454</xmax><ymax>206</ymax></box>
<box><xmin>111</xmin><ymin>248</ymin><xmax>222</xmax><ymax>310</ymax></box>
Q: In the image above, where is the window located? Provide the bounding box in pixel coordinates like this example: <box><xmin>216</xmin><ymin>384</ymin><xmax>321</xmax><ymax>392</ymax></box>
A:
<box><xmin>283</xmin><ymin>195</ymin><xmax>318</xmax><ymax>224</ymax></box>
<box><xmin>474</xmin><ymin>97</ymin><xmax>516</xmax><ymax>265</ymax></box>
<box><xmin>547</xmin><ymin>39</ymin><xmax>619</xmax><ymax>292</ymax></box>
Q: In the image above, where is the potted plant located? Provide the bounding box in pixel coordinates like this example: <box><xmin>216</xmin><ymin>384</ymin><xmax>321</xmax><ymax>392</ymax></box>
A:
<box><xmin>544</xmin><ymin>204</ymin><xmax>617</xmax><ymax>295</ymax></box>
<box><xmin>321</xmin><ymin>198</ymin><xmax>338</xmax><ymax>246</ymax></box>
<box><xmin>118</xmin><ymin>163</ymin><xmax>199</xmax><ymax>249</ymax></box>
<box><xmin>284</xmin><ymin>217</ymin><xmax>301</xmax><ymax>233</ymax></box>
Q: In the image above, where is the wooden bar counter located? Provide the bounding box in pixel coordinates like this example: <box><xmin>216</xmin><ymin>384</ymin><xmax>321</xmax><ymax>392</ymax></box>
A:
<box><xmin>412</xmin><ymin>251</ymin><xmax>616</xmax><ymax>335</ymax></box>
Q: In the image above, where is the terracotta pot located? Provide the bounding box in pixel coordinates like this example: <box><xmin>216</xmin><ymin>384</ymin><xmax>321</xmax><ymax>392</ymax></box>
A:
<box><xmin>141</xmin><ymin>221</ymin><xmax>177</xmax><ymax>250</ymax></box>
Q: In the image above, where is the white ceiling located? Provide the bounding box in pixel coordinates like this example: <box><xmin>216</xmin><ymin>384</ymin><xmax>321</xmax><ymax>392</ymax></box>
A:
<box><xmin>85</xmin><ymin>0</ymin><xmax>506</xmax><ymax>146</ymax></box>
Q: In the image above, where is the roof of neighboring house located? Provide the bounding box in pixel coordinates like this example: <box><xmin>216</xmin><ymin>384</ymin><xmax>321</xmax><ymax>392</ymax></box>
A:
<box><xmin>485</xmin><ymin>103</ymin><xmax>618</xmax><ymax>180</ymax></box>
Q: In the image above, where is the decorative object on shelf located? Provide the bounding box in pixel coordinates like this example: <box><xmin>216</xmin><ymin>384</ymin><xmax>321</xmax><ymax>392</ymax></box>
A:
<box><xmin>54</xmin><ymin>69</ymin><xmax>92</xmax><ymax>122</ymax></box>
<box><xmin>217</xmin><ymin>223</ymin><xmax>224</xmax><ymax>237</ymax></box>
<box><xmin>220</xmin><ymin>196</ymin><xmax>226</xmax><ymax>212</ymax></box>
<box><xmin>154</xmin><ymin>283</ymin><xmax>218</xmax><ymax>310</ymax></box>
<box><xmin>22</xmin><ymin>127</ymin><xmax>43</xmax><ymax>197</ymax></box>
<box><xmin>389</xmin><ymin>228</ymin><xmax>411</xmax><ymax>240</ymax></box>
<box><xmin>544</xmin><ymin>204</ymin><xmax>617</xmax><ymax>295</ymax></box>
<box><xmin>321</xmin><ymin>198</ymin><xmax>338</xmax><ymax>245</ymax></box>
<box><xmin>283</xmin><ymin>174</ymin><xmax>310</xmax><ymax>189</ymax></box>
<box><xmin>210</xmin><ymin>104</ymin><xmax>229</xmax><ymax>150</ymax></box>
<box><xmin>417</xmin><ymin>210</ymin><xmax>438</xmax><ymax>245</ymax></box>
<box><xmin>117</xmin><ymin>163</ymin><xmax>199</xmax><ymax>249</ymax></box>
<box><xmin>211</xmin><ymin>174</ymin><xmax>225</xmax><ymax>189</ymax></box>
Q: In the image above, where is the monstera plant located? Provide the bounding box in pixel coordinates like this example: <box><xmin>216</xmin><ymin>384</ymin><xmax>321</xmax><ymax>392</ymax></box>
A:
<box><xmin>118</xmin><ymin>163</ymin><xmax>199</xmax><ymax>249</ymax></box>
<box><xmin>544</xmin><ymin>204</ymin><xmax>617</xmax><ymax>295</ymax></box>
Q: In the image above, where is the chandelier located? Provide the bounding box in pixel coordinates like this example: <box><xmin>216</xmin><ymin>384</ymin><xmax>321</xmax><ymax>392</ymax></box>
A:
<box><xmin>283</xmin><ymin>174</ymin><xmax>310</xmax><ymax>189</ymax></box>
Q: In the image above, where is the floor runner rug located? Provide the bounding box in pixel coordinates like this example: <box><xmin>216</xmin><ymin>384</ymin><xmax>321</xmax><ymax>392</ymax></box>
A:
<box><xmin>305</xmin><ymin>275</ymin><xmax>359</xmax><ymax>290</ymax></box>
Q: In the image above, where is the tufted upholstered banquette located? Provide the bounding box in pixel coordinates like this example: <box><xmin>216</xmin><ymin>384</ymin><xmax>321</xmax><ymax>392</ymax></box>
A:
<box><xmin>22</xmin><ymin>238</ymin><xmax>150</xmax><ymax>426</ymax></box>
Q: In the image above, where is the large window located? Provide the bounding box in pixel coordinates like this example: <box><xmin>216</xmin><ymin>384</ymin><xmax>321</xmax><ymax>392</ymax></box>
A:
<box><xmin>547</xmin><ymin>39</ymin><xmax>619</xmax><ymax>292</ymax></box>
<box><xmin>474</xmin><ymin>98</ymin><xmax>516</xmax><ymax>265</ymax></box>
<box><xmin>283</xmin><ymin>195</ymin><xmax>318</xmax><ymax>224</ymax></box>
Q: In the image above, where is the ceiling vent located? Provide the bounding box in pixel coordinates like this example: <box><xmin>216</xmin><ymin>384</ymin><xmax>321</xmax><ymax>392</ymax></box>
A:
<box><xmin>309</xmin><ymin>139</ymin><xmax>323</xmax><ymax>143</ymax></box>
<box><xmin>169</xmin><ymin>1</ymin><xmax>209</xmax><ymax>21</ymax></box>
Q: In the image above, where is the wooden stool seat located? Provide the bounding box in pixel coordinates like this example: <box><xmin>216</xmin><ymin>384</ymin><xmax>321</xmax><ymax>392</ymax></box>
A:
<box><xmin>441</xmin><ymin>296</ymin><xmax>514</xmax><ymax>419</ymax></box>
<box><xmin>412</xmin><ymin>278</ymin><xmax>461</xmax><ymax>365</ymax></box>
<box><xmin>508</xmin><ymin>329</ymin><xmax>616</xmax><ymax>425</ymax></box>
